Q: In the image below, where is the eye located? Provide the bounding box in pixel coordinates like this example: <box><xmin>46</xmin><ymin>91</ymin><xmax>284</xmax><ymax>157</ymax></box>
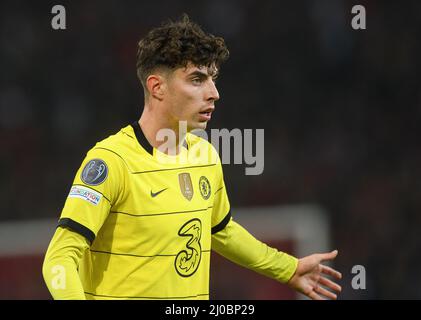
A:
<box><xmin>192</xmin><ymin>78</ymin><xmax>202</xmax><ymax>85</ymax></box>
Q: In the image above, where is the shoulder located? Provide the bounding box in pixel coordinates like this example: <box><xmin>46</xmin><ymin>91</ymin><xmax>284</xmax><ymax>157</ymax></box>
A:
<box><xmin>81</xmin><ymin>125</ymin><xmax>137</xmax><ymax>171</ymax></box>
<box><xmin>93</xmin><ymin>125</ymin><xmax>133</xmax><ymax>154</ymax></box>
<box><xmin>84</xmin><ymin>124</ymin><xmax>159</xmax><ymax>174</ymax></box>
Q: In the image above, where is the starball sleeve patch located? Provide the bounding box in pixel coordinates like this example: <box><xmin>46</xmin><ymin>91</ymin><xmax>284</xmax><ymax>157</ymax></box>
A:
<box><xmin>80</xmin><ymin>159</ymin><xmax>108</xmax><ymax>186</ymax></box>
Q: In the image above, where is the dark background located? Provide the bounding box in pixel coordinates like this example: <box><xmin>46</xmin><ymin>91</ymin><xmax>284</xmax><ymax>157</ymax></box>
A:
<box><xmin>1</xmin><ymin>0</ymin><xmax>420</xmax><ymax>299</ymax></box>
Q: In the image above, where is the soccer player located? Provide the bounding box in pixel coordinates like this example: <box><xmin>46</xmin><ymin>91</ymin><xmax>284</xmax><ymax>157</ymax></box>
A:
<box><xmin>42</xmin><ymin>15</ymin><xmax>342</xmax><ymax>300</ymax></box>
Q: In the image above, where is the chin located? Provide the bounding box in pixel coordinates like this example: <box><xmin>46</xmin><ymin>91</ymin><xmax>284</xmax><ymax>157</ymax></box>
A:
<box><xmin>188</xmin><ymin>122</ymin><xmax>207</xmax><ymax>131</ymax></box>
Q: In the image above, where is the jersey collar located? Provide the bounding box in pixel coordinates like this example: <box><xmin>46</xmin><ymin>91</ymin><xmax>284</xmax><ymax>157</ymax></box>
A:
<box><xmin>131</xmin><ymin>121</ymin><xmax>188</xmax><ymax>156</ymax></box>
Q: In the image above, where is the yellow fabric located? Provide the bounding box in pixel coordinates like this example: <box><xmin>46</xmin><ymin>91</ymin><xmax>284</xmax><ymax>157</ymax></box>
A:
<box><xmin>42</xmin><ymin>227</ymin><xmax>89</xmax><ymax>299</ymax></box>
<box><xmin>212</xmin><ymin>218</ymin><xmax>298</xmax><ymax>283</ymax></box>
<box><xmin>44</xmin><ymin>124</ymin><xmax>230</xmax><ymax>300</ymax></box>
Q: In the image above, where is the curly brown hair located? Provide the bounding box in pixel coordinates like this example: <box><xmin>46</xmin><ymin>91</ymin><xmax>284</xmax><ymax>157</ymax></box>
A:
<box><xmin>136</xmin><ymin>14</ymin><xmax>229</xmax><ymax>89</ymax></box>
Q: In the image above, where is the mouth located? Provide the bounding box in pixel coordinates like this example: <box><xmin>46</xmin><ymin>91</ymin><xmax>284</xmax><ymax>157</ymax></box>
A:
<box><xmin>198</xmin><ymin>111</ymin><xmax>212</xmax><ymax>121</ymax></box>
<box><xmin>198</xmin><ymin>107</ymin><xmax>214</xmax><ymax>121</ymax></box>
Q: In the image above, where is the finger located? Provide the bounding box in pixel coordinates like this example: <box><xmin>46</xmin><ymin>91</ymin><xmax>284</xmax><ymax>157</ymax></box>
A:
<box><xmin>315</xmin><ymin>285</ymin><xmax>337</xmax><ymax>300</ymax></box>
<box><xmin>308</xmin><ymin>290</ymin><xmax>324</xmax><ymax>300</ymax></box>
<box><xmin>320</xmin><ymin>250</ymin><xmax>338</xmax><ymax>261</ymax></box>
<box><xmin>321</xmin><ymin>264</ymin><xmax>342</xmax><ymax>279</ymax></box>
<box><xmin>319</xmin><ymin>276</ymin><xmax>342</xmax><ymax>293</ymax></box>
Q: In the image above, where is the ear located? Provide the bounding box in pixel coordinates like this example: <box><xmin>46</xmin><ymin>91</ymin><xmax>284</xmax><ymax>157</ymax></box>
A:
<box><xmin>146</xmin><ymin>74</ymin><xmax>165</xmax><ymax>101</ymax></box>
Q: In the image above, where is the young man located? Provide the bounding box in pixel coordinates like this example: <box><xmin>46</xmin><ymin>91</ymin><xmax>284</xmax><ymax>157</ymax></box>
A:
<box><xmin>43</xmin><ymin>15</ymin><xmax>341</xmax><ymax>300</ymax></box>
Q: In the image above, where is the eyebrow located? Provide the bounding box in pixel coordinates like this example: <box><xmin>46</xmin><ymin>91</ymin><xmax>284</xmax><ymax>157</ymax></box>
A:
<box><xmin>188</xmin><ymin>70</ymin><xmax>219</xmax><ymax>79</ymax></box>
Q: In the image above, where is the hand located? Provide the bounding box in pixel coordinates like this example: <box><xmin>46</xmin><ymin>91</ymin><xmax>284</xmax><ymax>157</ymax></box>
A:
<box><xmin>287</xmin><ymin>250</ymin><xmax>342</xmax><ymax>300</ymax></box>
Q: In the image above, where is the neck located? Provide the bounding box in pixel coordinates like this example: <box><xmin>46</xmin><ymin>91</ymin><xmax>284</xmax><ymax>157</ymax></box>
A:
<box><xmin>138</xmin><ymin>104</ymin><xmax>187</xmax><ymax>156</ymax></box>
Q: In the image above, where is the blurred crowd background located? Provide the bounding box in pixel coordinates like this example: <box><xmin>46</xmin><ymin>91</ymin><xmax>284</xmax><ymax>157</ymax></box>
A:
<box><xmin>1</xmin><ymin>0</ymin><xmax>420</xmax><ymax>299</ymax></box>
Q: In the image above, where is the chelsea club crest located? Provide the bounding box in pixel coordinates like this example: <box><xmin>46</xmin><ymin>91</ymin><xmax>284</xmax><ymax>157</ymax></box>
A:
<box><xmin>199</xmin><ymin>176</ymin><xmax>211</xmax><ymax>200</ymax></box>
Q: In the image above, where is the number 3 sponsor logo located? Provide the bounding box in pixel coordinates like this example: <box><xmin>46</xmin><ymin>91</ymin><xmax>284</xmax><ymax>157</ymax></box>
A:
<box><xmin>175</xmin><ymin>218</ymin><xmax>202</xmax><ymax>277</ymax></box>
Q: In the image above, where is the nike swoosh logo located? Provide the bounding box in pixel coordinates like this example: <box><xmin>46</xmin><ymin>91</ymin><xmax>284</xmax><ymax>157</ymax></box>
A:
<box><xmin>150</xmin><ymin>188</ymin><xmax>168</xmax><ymax>197</ymax></box>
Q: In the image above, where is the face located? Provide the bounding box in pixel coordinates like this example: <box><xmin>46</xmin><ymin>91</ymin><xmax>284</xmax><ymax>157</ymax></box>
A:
<box><xmin>162</xmin><ymin>62</ymin><xmax>220</xmax><ymax>131</ymax></box>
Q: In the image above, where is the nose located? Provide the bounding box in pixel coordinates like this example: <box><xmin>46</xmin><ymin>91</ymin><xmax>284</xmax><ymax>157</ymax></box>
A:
<box><xmin>207</xmin><ymin>80</ymin><xmax>220</xmax><ymax>102</ymax></box>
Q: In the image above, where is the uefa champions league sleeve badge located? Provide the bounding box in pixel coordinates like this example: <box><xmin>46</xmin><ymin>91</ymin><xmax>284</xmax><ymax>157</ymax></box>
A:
<box><xmin>81</xmin><ymin>159</ymin><xmax>108</xmax><ymax>186</ymax></box>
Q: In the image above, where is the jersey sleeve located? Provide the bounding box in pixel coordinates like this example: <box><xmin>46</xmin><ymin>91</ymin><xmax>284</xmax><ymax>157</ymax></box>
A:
<box><xmin>42</xmin><ymin>227</ymin><xmax>89</xmax><ymax>299</ymax></box>
<box><xmin>212</xmin><ymin>219</ymin><xmax>298</xmax><ymax>283</ymax></box>
<box><xmin>57</xmin><ymin>147</ymin><xmax>125</xmax><ymax>244</ymax></box>
<box><xmin>211</xmin><ymin>155</ymin><xmax>231</xmax><ymax>234</ymax></box>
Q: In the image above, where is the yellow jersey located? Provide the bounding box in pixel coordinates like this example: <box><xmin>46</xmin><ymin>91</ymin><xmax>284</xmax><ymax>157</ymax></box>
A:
<box><xmin>57</xmin><ymin>122</ymin><xmax>230</xmax><ymax>299</ymax></box>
